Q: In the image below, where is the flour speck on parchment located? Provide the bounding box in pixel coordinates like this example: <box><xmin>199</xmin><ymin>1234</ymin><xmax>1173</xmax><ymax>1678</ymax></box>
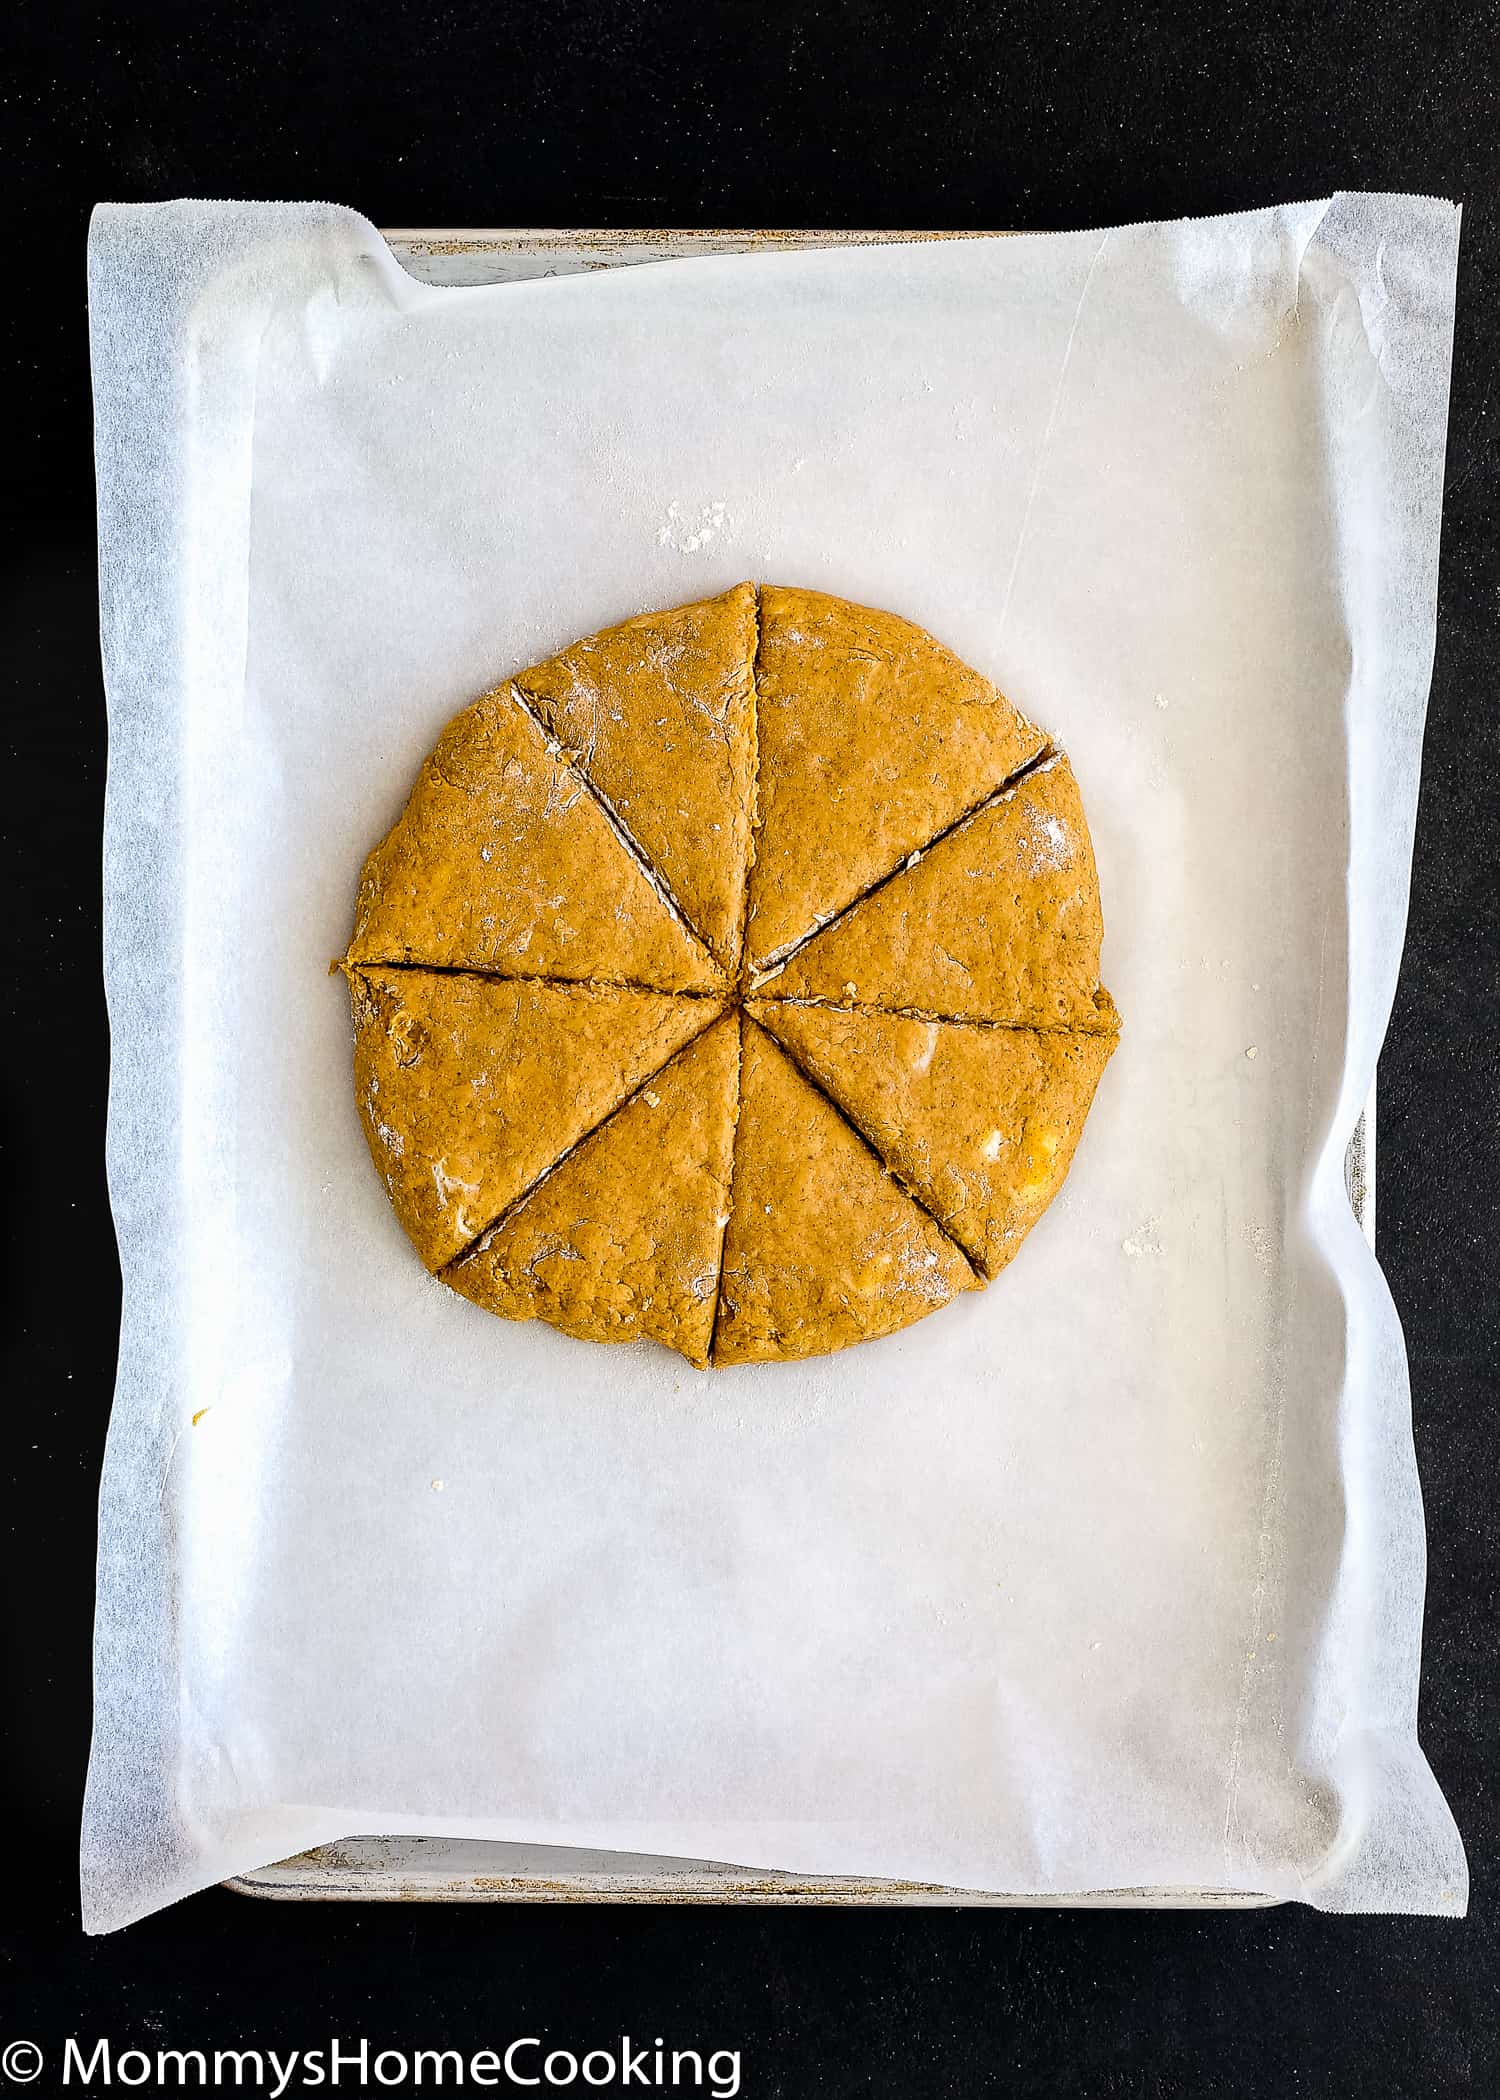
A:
<box><xmin>658</xmin><ymin>500</ymin><xmax>729</xmax><ymax>553</ymax></box>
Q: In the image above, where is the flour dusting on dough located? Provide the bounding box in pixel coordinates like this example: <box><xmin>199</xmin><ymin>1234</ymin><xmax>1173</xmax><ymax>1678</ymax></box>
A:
<box><xmin>1015</xmin><ymin>807</ymin><xmax>1074</xmax><ymax>875</ymax></box>
<box><xmin>432</xmin><ymin>1158</ymin><xmax>481</xmax><ymax>1211</ymax></box>
<box><xmin>908</xmin><ymin>1023</ymin><xmax>940</xmax><ymax>1076</ymax></box>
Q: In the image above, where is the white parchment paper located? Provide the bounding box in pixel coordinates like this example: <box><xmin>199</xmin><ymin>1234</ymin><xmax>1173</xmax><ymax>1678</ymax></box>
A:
<box><xmin>85</xmin><ymin>196</ymin><xmax>1466</xmax><ymax>1930</ymax></box>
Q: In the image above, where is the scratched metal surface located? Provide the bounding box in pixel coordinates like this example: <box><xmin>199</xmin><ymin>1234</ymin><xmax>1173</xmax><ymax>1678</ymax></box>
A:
<box><xmin>228</xmin><ymin>226</ymin><xmax>1374</xmax><ymax>1908</ymax></box>
<box><xmin>379</xmin><ymin>226</ymin><xmax>993</xmax><ymax>284</ymax></box>
<box><xmin>230</xmin><ymin>1834</ymin><xmax>1274</xmax><ymax>1906</ymax></box>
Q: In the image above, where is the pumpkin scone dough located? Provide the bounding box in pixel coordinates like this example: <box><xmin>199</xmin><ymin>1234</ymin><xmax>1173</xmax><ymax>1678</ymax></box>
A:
<box><xmin>746</xmin><ymin>586</ymin><xmax>1047</xmax><ymax>972</ymax></box>
<box><xmin>712</xmin><ymin>1020</ymin><xmax>977</xmax><ymax>1365</ymax></box>
<box><xmin>347</xmin><ymin>584</ymin><xmax>1119</xmax><ymax>1366</ymax></box>
<box><xmin>351</xmin><ymin>967</ymin><xmax>718</xmax><ymax>1272</ymax></box>
<box><xmin>750</xmin><ymin>1000</ymin><xmax>1117</xmax><ymax>1279</ymax></box>
<box><xmin>758</xmin><ymin>754</ymin><xmax>1119</xmax><ymax>1032</ymax></box>
<box><xmin>347</xmin><ymin>681</ymin><xmax>720</xmax><ymax>992</ymax></box>
<box><xmin>445</xmin><ymin>1015</ymin><xmax>740</xmax><ymax>1370</ymax></box>
<box><xmin>513</xmin><ymin>584</ymin><xmax>757</xmax><ymax>974</ymax></box>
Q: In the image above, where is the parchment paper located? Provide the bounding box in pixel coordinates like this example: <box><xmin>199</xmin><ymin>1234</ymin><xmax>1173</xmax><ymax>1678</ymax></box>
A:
<box><xmin>84</xmin><ymin>196</ymin><xmax>1466</xmax><ymax>1931</ymax></box>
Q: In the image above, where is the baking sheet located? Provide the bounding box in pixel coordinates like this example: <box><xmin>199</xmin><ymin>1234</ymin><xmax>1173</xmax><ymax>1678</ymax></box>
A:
<box><xmin>85</xmin><ymin>195</ymin><xmax>1464</xmax><ymax>1931</ymax></box>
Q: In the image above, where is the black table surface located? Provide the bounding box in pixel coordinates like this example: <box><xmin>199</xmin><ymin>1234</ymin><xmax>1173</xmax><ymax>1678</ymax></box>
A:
<box><xmin>4</xmin><ymin>3</ymin><xmax>1497</xmax><ymax>2091</ymax></box>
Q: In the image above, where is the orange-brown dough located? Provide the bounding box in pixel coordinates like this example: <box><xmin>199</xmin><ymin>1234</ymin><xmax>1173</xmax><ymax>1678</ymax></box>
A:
<box><xmin>750</xmin><ymin>999</ymin><xmax>1117</xmax><ymax>1279</ymax></box>
<box><xmin>745</xmin><ymin>586</ymin><xmax>1046</xmax><ymax>974</ymax></box>
<box><xmin>513</xmin><ymin>585</ymin><xmax>757</xmax><ymax>974</ymax></box>
<box><xmin>347</xmin><ymin>682</ymin><xmax>720</xmax><ymax>992</ymax></box>
<box><xmin>757</xmin><ymin>754</ymin><xmax>1118</xmax><ymax>1031</ymax></box>
<box><xmin>350</xmin><ymin>966</ymin><xmax>718</xmax><ymax>1271</ymax></box>
<box><xmin>345</xmin><ymin>587</ymin><xmax>1117</xmax><ymax>1365</ymax></box>
<box><xmin>711</xmin><ymin>1020</ymin><xmax>977</xmax><ymax>1364</ymax></box>
<box><xmin>445</xmin><ymin>1016</ymin><xmax>740</xmax><ymax>1369</ymax></box>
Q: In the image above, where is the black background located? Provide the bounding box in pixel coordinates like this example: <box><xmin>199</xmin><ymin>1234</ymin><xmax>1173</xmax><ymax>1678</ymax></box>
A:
<box><xmin>4</xmin><ymin>2</ymin><xmax>1497</xmax><ymax>2092</ymax></box>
